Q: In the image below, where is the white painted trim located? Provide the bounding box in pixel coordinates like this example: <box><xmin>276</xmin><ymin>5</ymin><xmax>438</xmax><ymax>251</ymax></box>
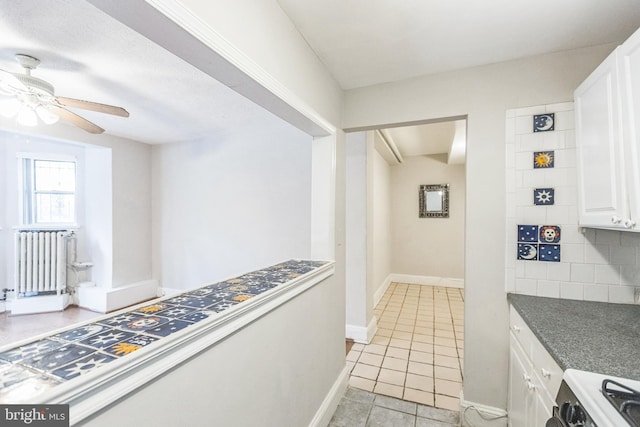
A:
<box><xmin>460</xmin><ymin>396</ymin><xmax>508</xmax><ymax>427</ymax></box>
<box><xmin>373</xmin><ymin>274</ymin><xmax>392</xmax><ymax>307</ymax></box>
<box><xmin>389</xmin><ymin>273</ymin><xmax>465</xmax><ymax>288</ymax></box>
<box><xmin>146</xmin><ymin>0</ymin><xmax>336</xmax><ymax>136</ymax></box>
<box><xmin>308</xmin><ymin>366</ymin><xmax>349</xmax><ymax>427</ymax></box>
<box><xmin>345</xmin><ymin>316</ymin><xmax>378</xmax><ymax>344</ymax></box>
<box><xmin>12</xmin><ymin>262</ymin><xmax>335</xmax><ymax>425</ymax></box>
<box><xmin>77</xmin><ymin>280</ymin><xmax>159</xmax><ymax>313</ymax></box>
<box><xmin>9</xmin><ymin>294</ymin><xmax>70</xmax><ymax>315</ymax></box>
<box><xmin>157</xmin><ymin>287</ymin><xmax>182</xmax><ymax>297</ymax></box>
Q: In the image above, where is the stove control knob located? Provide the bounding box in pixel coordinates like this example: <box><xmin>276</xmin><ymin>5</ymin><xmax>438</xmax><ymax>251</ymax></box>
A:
<box><xmin>560</xmin><ymin>402</ymin><xmax>586</xmax><ymax>426</ymax></box>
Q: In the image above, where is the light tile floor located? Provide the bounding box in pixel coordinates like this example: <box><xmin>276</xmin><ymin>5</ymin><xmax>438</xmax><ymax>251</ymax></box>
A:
<box><xmin>329</xmin><ymin>387</ymin><xmax>459</xmax><ymax>427</ymax></box>
<box><xmin>346</xmin><ymin>283</ymin><xmax>464</xmax><ymax>411</ymax></box>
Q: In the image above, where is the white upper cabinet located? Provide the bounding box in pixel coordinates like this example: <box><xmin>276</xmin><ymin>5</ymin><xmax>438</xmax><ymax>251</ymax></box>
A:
<box><xmin>620</xmin><ymin>29</ymin><xmax>640</xmax><ymax>228</ymax></box>
<box><xmin>575</xmin><ymin>27</ymin><xmax>640</xmax><ymax>231</ymax></box>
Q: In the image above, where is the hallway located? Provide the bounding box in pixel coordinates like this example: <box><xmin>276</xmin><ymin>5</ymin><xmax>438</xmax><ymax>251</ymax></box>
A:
<box><xmin>345</xmin><ymin>283</ymin><xmax>464</xmax><ymax>411</ymax></box>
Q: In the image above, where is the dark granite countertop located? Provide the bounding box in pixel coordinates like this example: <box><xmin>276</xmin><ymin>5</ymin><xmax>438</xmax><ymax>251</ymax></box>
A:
<box><xmin>508</xmin><ymin>294</ymin><xmax>640</xmax><ymax>381</ymax></box>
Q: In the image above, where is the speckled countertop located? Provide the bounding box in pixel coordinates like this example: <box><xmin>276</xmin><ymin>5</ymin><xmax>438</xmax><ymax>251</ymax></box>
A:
<box><xmin>508</xmin><ymin>294</ymin><xmax>640</xmax><ymax>381</ymax></box>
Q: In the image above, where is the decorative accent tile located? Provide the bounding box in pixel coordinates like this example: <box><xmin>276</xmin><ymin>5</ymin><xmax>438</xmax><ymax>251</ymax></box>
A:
<box><xmin>117</xmin><ymin>316</ymin><xmax>171</xmax><ymax>333</ymax></box>
<box><xmin>104</xmin><ymin>335</ymin><xmax>158</xmax><ymax>357</ymax></box>
<box><xmin>518</xmin><ymin>243</ymin><xmax>538</xmax><ymax>261</ymax></box>
<box><xmin>539</xmin><ymin>244</ymin><xmax>561</xmax><ymax>262</ymax></box>
<box><xmin>0</xmin><ymin>259</ymin><xmax>328</xmax><ymax>403</ymax></box>
<box><xmin>518</xmin><ymin>225</ymin><xmax>539</xmax><ymax>242</ymax></box>
<box><xmin>50</xmin><ymin>353</ymin><xmax>117</xmax><ymax>380</ymax></box>
<box><xmin>52</xmin><ymin>324</ymin><xmax>109</xmax><ymax>342</ymax></box>
<box><xmin>207</xmin><ymin>300</ymin><xmax>240</xmax><ymax>313</ymax></box>
<box><xmin>154</xmin><ymin>305</ymin><xmax>198</xmax><ymax>318</ymax></box>
<box><xmin>533</xmin><ymin>113</ymin><xmax>554</xmax><ymax>132</ymax></box>
<box><xmin>534</xmin><ymin>188</ymin><xmax>554</xmax><ymax>205</ymax></box>
<box><xmin>133</xmin><ymin>302</ymin><xmax>173</xmax><ymax>315</ymax></box>
<box><xmin>179</xmin><ymin>310</ymin><xmax>216</xmax><ymax>324</ymax></box>
<box><xmin>23</xmin><ymin>344</ymin><xmax>96</xmax><ymax>372</ymax></box>
<box><xmin>145</xmin><ymin>320</ymin><xmax>192</xmax><ymax>337</ymax></box>
<box><xmin>539</xmin><ymin>225</ymin><xmax>561</xmax><ymax>243</ymax></box>
<box><xmin>78</xmin><ymin>329</ymin><xmax>135</xmax><ymax>349</ymax></box>
<box><xmin>0</xmin><ymin>339</ymin><xmax>64</xmax><ymax>363</ymax></box>
<box><xmin>533</xmin><ymin>151</ymin><xmax>554</xmax><ymax>168</ymax></box>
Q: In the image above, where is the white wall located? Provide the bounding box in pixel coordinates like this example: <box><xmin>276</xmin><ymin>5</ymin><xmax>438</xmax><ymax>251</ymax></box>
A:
<box><xmin>345</xmin><ymin>132</ymin><xmax>369</xmax><ymax>339</ymax></box>
<box><xmin>152</xmin><ymin>113</ymin><xmax>313</xmax><ymax>290</ymax></box>
<box><xmin>343</xmin><ymin>43</ymin><xmax>617</xmax><ymax>414</ymax></box>
<box><xmin>390</xmin><ymin>154</ymin><xmax>465</xmax><ymax>279</ymax></box>
<box><xmin>368</xmin><ymin>132</ymin><xmax>392</xmax><ymax>298</ymax></box>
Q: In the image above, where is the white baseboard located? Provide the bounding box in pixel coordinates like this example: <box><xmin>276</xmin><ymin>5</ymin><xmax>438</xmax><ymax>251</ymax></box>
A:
<box><xmin>157</xmin><ymin>287</ymin><xmax>183</xmax><ymax>297</ymax></box>
<box><xmin>78</xmin><ymin>279</ymin><xmax>159</xmax><ymax>313</ymax></box>
<box><xmin>9</xmin><ymin>294</ymin><xmax>71</xmax><ymax>315</ymax></box>
<box><xmin>345</xmin><ymin>316</ymin><xmax>378</xmax><ymax>344</ymax></box>
<box><xmin>460</xmin><ymin>396</ymin><xmax>508</xmax><ymax>427</ymax></box>
<box><xmin>308</xmin><ymin>366</ymin><xmax>349</xmax><ymax>427</ymax></box>
<box><xmin>389</xmin><ymin>274</ymin><xmax>464</xmax><ymax>289</ymax></box>
<box><xmin>373</xmin><ymin>274</ymin><xmax>392</xmax><ymax>308</ymax></box>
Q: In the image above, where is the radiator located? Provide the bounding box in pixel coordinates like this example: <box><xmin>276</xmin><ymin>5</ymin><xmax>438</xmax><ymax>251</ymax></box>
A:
<box><xmin>14</xmin><ymin>231</ymin><xmax>71</xmax><ymax>298</ymax></box>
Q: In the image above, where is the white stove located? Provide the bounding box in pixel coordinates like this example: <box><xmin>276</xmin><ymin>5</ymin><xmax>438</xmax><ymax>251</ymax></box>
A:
<box><xmin>548</xmin><ymin>369</ymin><xmax>640</xmax><ymax>426</ymax></box>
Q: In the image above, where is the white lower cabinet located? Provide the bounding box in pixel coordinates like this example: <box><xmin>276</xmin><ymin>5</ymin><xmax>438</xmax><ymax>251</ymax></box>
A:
<box><xmin>508</xmin><ymin>306</ymin><xmax>562</xmax><ymax>427</ymax></box>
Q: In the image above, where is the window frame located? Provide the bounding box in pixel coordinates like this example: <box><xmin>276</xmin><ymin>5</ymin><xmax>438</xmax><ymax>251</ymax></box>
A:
<box><xmin>18</xmin><ymin>152</ymin><xmax>78</xmax><ymax>228</ymax></box>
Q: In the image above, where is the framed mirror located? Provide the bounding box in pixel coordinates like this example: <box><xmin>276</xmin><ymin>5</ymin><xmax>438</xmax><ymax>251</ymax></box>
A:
<box><xmin>419</xmin><ymin>184</ymin><xmax>449</xmax><ymax>218</ymax></box>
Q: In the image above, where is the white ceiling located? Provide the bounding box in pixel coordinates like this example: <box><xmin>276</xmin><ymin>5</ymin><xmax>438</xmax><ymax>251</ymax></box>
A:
<box><xmin>0</xmin><ymin>0</ymin><xmax>271</xmax><ymax>144</ymax></box>
<box><xmin>277</xmin><ymin>0</ymin><xmax>640</xmax><ymax>90</ymax></box>
<box><xmin>1</xmin><ymin>0</ymin><xmax>640</xmax><ymax>147</ymax></box>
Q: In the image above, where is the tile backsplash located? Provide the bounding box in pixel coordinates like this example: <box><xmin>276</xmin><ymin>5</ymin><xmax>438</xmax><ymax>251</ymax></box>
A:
<box><xmin>505</xmin><ymin>102</ymin><xmax>640</xmax><ymax>304</ymax></box>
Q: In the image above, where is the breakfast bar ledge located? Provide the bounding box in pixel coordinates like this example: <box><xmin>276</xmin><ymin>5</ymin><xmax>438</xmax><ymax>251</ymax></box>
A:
<box><xmin>0</xmin><ymin>259</ymin><xmax>336</xmax><ymax>426</ymax></box>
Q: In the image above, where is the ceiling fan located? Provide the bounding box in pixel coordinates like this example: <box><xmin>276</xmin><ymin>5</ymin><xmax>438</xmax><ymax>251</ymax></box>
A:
<box><xmin>0</xmin><ymin>54</ymin><xmax>129</xmax><ymax>134</ymax></box>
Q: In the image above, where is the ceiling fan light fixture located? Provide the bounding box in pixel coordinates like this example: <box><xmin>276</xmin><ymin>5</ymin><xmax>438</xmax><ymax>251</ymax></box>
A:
<box><xmin>16</xmin><ymin>104</ymin><xmax>38</xmax><ymax>127</ymax></box>
<box><xmin>36</xmin><ymin>104</ymin><xmax>59</xmax><ymax>124</ymax></box>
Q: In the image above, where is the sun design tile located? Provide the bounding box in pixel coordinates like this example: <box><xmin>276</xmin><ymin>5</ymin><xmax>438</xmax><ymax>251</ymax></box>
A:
<box><xmin>232</xmin><ymin>294</ymin><xmax>253</xmax><ymax>302</ymax></box>
<box><xmin>533</xmin><ymin>151</ymin><xmax>554</xmax><ymax>168</ymax></box>
<box><xmin>104</xmin><ymin>335</ymin><xmax>158</xmax><ymax>357</ymax></box>
<box><xmin>534</xmin><ymin>188</ymin><xmax>555</xmax><ymax>205</ymax></box>
<box><xmin>135</xmin><ymin>303</ymin><xmax>172</xmax><ymax>314</ymax></box>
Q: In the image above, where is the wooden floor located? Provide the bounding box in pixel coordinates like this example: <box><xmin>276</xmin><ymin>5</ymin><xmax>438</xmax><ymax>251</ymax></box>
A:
<box><xmin>0</xmin><ymin>305</ymin><xmax>103</xmax><ymax>348</ymax></box>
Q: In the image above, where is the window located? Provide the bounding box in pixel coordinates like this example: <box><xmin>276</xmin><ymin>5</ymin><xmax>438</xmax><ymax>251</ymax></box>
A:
<box><xmin>21</xmin><ymin>157</ymin><xmax>77</xmax><ymax>225</ymax></box>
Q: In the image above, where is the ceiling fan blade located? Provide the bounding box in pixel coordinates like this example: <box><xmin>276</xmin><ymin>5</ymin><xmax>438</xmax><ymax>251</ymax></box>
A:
<box><xmin>56</xmin><ymin>96</ymin><xmax>129</xmax><ymax>117</ymax></box>
<box><xmin>47</xmin><ymin>105</ymin><xmax>104</xmax><ymax>134</ymax></box>
<box><xmin>0</xmin><ymin>69</ymin><xmax>26</xmax><ymax>94</ymax></box>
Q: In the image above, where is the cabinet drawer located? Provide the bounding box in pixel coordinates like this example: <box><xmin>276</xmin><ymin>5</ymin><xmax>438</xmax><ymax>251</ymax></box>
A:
<box><xmin>509</xmin><ymin>306</ymin><xmax>563</xmax><ymax>399</ymax></box>
<box><xmin>531</xmin><ymin>338</ymin><xmax>563</xmax><ymax>395</ymax></box>
<box><xmin>509</xmin><ymin>306</ymin><xmax>537</xmax><ymax>356</ymax></box>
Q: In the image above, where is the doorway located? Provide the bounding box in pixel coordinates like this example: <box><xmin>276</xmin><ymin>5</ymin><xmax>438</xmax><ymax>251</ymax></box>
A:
<box><xmin>344</xmin><ymin>117</ymin><xmax>466</xmax><ymax>410</ymax></box>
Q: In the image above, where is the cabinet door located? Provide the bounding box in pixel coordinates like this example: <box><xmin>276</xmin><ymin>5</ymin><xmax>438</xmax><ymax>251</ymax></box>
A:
<box><xmin>620</xmin><ymin>28</ymin><xmax>640</xmax><ymax>229</ymax></box>
<box><xmin>533</xmin><ymin>379</ymin><xmax>555</xmax><ymax>426</ymax></box>
<box><xmin>508</xmin><ymin>334</ymin><xmax>534</xmax><ymax>427</ymax></box>
<box><xmin>575</xmin><ymin>48</ymin><xmax>627</xmax><ymax>229</ymax></box>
